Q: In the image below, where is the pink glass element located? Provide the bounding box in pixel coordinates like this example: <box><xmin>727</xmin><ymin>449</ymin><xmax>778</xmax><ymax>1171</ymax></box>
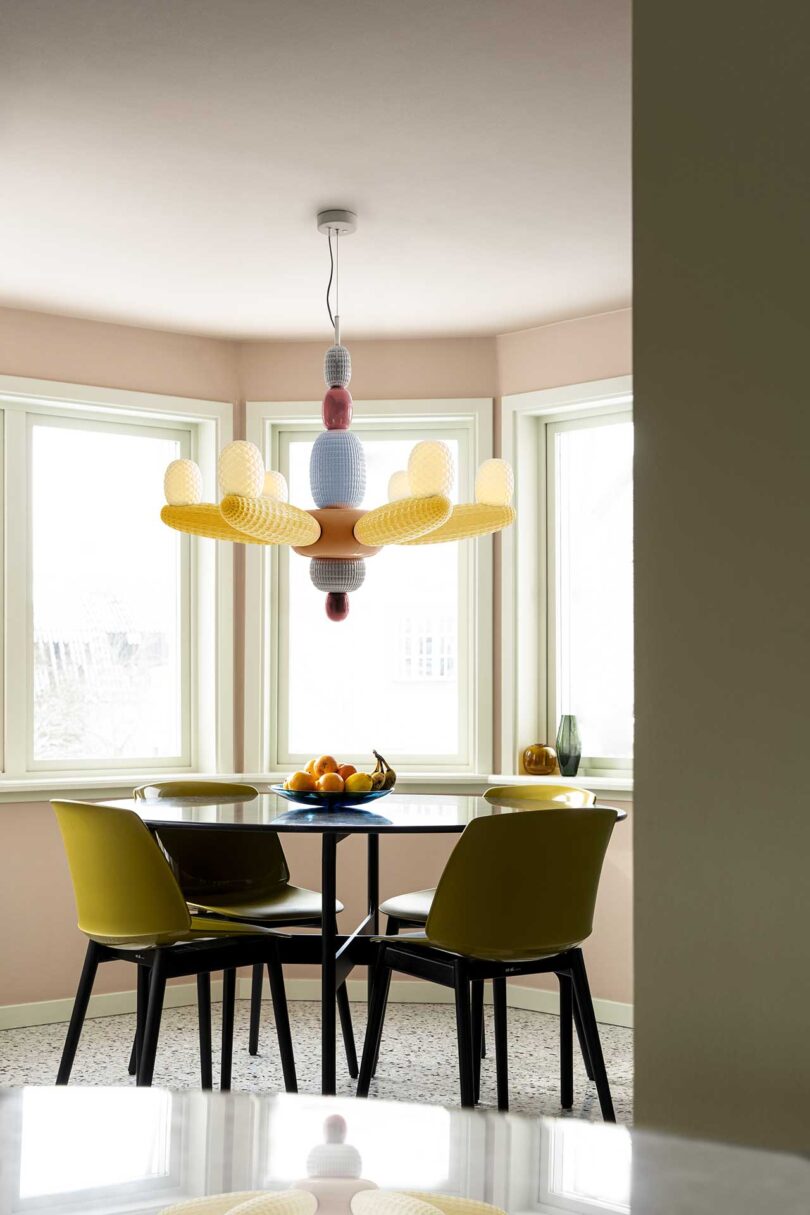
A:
<box><xmin>326</xmin><ymin>591</ymin><xmax>350</xmax><ymax>621</ymax></box>
<box><xmin>322</xmin><ymin>387</ymin><xmax>353</xmax><ymax>430</ymax></box>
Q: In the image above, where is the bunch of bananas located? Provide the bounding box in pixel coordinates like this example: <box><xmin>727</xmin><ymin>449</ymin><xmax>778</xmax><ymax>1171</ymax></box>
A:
<box><xmin>370</xmin><ymin>750</ymin><xmax>397</xmax><ymax>790</ymax></box>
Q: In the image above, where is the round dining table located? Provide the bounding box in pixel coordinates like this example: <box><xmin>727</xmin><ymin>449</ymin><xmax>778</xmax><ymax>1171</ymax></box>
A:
<box><xmin>102</xmin><ymin>787</ymin><xmax>624</xmax><ymax>1096</ymax></box>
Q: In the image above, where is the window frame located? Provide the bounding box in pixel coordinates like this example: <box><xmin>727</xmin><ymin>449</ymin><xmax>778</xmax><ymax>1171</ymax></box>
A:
<box><xmin>0</xmin><ymin>376</ymin><xmax>234</xmax><ymax>782</ymax></box>
<box><xmin>499</xmin><ymin>377</ymin><xmax>634</xmax><ymax>777</ymax></box>
<box><xmin>243</xmin><ymin>398</ymin><xmax>494</xmax><ymax>775</ymax></box>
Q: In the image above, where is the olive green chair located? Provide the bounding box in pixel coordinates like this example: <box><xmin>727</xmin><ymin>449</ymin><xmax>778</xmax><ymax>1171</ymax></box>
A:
<box><xmin>357</xmin><ymin>807</ymin><xmax>619</xmax><ymax>1118</ymax></box>
<box><xmin>137</xmin><ymin>781</ymin><xmax>357</xmax><ymax>1077</ymax></box>
<box><xmin>134</xmin><ymin>781</ymin><xmax>260</xmax><ymax>802</ymax></box>
<box><xmin>376</xmin><ymin>783</ymin><xmax>598</xmax><ymax>1072</ymax></box>
<box><xmin>52</xmin><ymin>800</ymin><xmax>296</xmax><ymax>1091</ymax></box>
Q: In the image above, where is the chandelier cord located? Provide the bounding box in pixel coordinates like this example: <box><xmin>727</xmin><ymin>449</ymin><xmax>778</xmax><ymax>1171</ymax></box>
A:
<box><xmin>326</xmin><ymin>228</ymin><xmax>335</xmax><ymax>334</ymax></box>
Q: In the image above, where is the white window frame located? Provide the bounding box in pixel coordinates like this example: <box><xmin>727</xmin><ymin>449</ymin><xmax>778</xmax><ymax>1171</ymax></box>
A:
<box><xmin>499</xmin><ymin>376</ymin><xmax>633</xmax><ymax>777</ymax></box>
<box><xmin>0</xmin><ymin>376</ymin><xmax>234</xmax><ymax>782</ymax></box>
<box><xmin>243</xmin><ymin>399</ymin><xmax>494</xmax><ymax>776</ymax></box>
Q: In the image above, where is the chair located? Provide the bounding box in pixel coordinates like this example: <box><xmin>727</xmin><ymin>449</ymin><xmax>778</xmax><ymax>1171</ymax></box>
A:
<box><xmin>139</xmin><ymin>781</ymin><xmax>357</xmax><ymax>1077</ymax></box>
<box><xmin>376</xmin><ymin>783</ymin><xmax>597</xmax><ymax>1066</ymax></box>
<box><xmin>357</xmin><ymin>806</ymin><xmax>619</xmax><ymax>1118</ymax></box>
<box><xmin>52</xmin><ymin>799</ymin><xmax>297</xmax><ymax>1092</ymax></box>
<box><xmin>134</xmin><ymin>780</ymin><xmax>260</xmax><ymax>801</ymax></box>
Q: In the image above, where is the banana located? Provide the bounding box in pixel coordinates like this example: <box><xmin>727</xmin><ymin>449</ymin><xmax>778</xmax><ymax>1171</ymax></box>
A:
<box><xmin>370</xmin><ymin>753</ymin><xmax>386</xmax><ymax>790</ymax></box>
<box><xmin>373</xmin><ymin>749</ymin><xmax>397</xmax><ymax>790</ymax></box>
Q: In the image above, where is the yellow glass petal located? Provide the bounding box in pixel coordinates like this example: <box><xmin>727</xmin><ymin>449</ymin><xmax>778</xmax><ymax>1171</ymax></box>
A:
<box><xmin>161</xmin><ymin>504</ymin><xmax>270</xmax><ymax>545</ymax></box>
<box><xmin>401</xmin><ymin>503</ymin><xmax>516</xmax><ymax>544</ymax></box>
<box><xmin>220</xmin><ymin>494</ymin><xmax>321</xmax><ymax>546</ymax></box>
<box><xmin>353</xmin><ymin>495</ymin><xmax>452</xmax><ymax>546</ymax></box>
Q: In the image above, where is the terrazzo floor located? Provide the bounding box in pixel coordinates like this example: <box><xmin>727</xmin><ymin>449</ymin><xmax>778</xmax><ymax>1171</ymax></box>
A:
<box><xmin>0</xmin><ymin>999</ymin><xmax>633</xmax><ymax>1123</ymax></box>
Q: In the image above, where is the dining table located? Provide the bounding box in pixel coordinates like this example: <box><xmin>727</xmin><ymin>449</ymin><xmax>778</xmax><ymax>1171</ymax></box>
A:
<box><xmin>102</xmin><ymin>787</ymin><xmax>625</xmax><ymax>1097</ymax></box>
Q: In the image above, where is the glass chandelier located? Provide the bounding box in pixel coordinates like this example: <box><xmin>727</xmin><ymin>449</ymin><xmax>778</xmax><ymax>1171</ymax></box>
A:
<box><xmin>161</xmin><ymin>210</ymin><xmax>515</xmax><ymax>621</ymax></box>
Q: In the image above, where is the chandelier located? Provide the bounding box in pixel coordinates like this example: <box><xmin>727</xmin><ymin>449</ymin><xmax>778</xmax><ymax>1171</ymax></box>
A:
<box><xmin>160</xmin><ymin>210</ymin><xmax>516</xmax><ymax>621</ymax></box>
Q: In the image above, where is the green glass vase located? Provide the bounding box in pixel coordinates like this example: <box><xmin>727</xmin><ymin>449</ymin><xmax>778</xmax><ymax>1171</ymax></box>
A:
<box><xmin>555</xmin><ymin>715</ymin><xmax>582</xmax><ymax>777</ymax></box>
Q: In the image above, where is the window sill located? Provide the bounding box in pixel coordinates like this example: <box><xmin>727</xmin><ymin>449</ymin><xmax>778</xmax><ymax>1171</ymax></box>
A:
<box><xmin>0</xmin><ymin>770</ymin><xmax>632</xmax><ymax>804</ymax></box>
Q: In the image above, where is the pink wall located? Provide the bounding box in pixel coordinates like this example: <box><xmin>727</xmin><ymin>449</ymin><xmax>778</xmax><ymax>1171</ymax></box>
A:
<box><xmin>0</xmin><ymin>306</ymin><xmax>239</xmax><ymax>402</ymax></box>
<box><xmin>495</xmin><ymin>308</ymin><xmax>632</xmax><ymax>396</ymax></box>
<box><xmin>0</xmin><ymin>305</ymin><xmax>633</xmax><ymax>1014</ymax></box>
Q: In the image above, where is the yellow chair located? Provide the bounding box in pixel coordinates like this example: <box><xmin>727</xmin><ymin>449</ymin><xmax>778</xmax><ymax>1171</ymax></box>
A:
<box><xmin>357</xmin><ymin>807</ymin><xmax>619</xmax><ymax>1118</ymax></box>
<box><xmin>134</xmin><ymin>780</ymin><xmax>259</xmax><ymax>802</ymax></box>
<box><xmin>375</xmin><ymin>784</ymin><xmax>598</xmax><ymax>1073</ymax></box>
<box><xmin>140</xmin><ymin>780</ymin><xmax>357</xmax><ymax>1078</ymax></box>
<box><xmin>52</xmin><ymin>800</ymin><xmax>297</xmax><ymax>1091</ymax></box>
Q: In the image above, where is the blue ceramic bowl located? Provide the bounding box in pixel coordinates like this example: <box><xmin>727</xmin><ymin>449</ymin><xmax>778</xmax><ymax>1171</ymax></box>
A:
<box><xmin>271</xmin><ymin>784</ymin><xmax>392</xmax><ymax>811</ymax></box>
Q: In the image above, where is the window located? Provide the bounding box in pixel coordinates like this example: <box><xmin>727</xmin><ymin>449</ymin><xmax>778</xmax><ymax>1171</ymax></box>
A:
<box><xmin>500</xmin><ymin>377</ymin><xmax>634</xmax><ymax>778</ymax></box>
<box><xmin>0</xmin><ymin>378</ymin><xmax>234</xmax><ymax>780</ymax></box>
<box><xmin>244</xmin><ymin>400</ymin><xmax>492</xmax><ymax>774</ymax></box>
<box><xmin>546</xmin><ymin>412</ymin><xmax>634</xmax><ymax>767</ymax></box>
<box><xmin>539</xmin><ymin>1120</ymin><xmax>631</xmax><ymax>1214</ymax></box>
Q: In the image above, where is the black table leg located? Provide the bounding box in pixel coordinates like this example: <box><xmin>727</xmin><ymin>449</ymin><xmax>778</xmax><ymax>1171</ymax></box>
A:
<box><xmin>367</xmin><ymin>833</ymin><xmax>380</xmax><ymax>1010</ymax></box>
<box><xmin>321</xmin><ymin>832</ymin><xmax>338</xmax><ymax>1095</ymax></box>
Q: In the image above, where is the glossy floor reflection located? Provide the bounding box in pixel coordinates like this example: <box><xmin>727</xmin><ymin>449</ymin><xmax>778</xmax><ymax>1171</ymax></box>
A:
<box><xmin>0</xmin><ymin>1088</ymin><xmax>806</xmax><ymax>1215</ymax></box>
<box><xmin>0</xmin><ymin>999</ymin><xmax>633</xmax><ymax>1121</ymax></box>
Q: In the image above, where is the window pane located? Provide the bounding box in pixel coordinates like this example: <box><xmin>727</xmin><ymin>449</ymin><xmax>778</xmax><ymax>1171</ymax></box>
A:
<box><xmin>554</xmin><ymin>419</ymin><xmax>633</xmax><ymax>759</ymax></box>
<box><xmin>31</xmin><ymin>423</ymin><xmax>184</xmax><ymax>762</ymax></box>
<box><xmin>284</xmin><ymin>435</ymin><xmax>461</xmax><ymax>759</ymax></box>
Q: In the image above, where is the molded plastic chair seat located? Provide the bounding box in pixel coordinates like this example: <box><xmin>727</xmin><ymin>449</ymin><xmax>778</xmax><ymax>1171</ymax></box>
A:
<box><xmin>52</xmin><ymin>799</ymin><xmax>297</xmax><ymax>1092</ymax></box>
<box><xmin>378</xmin><ymin>888</ymin><xmax>435</xmax><ymax>924</ymax></box>
<box><xmin>134</xmin><ymin>781</ymin><xmax>259</xmax><ymax>801</ymax></box>
<box><xmin>380</xmin><ymin>785</ymin><xmax>597</xmax><ymax>930</ymax></box>
<box><xmin>358</xmin><ymin>807</ymin><xmax>619</xmax><ymax>1119</ymax></box>
<box><xmin>190</xmin><ymin>886</ymin><xmax>344</xmax><ymax>922</ymax></box>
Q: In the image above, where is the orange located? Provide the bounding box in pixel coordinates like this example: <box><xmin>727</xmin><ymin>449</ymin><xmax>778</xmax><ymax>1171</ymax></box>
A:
<box><xmin>305</xmin><ymin>758</ymin><xmax>318</xmax><ymax>775</ymax></box>
<box><xmin>338</xmin><ymin>764</ymin><xmax>357</xmax><ymax>780</ymax></box>
<box><xmin>317</xmin><ymin>771</ymin><xmax>344</xmax><ymax>793</ymax></box>
<box><xmin>313</xmin><ymin>755</ymin><xmax>339</xmax><ymax>777</ymax></box>
<box><xmin>287</xmin><ymin>770</ymin><xmax>316</xmax><ymax>792</ymax></box>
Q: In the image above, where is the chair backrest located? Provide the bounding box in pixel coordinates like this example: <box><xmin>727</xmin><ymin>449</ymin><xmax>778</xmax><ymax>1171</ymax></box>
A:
<box><xmin>154</xmin><ymin>826</ymin><xmax>290</xmax><ymax>902</ymax></box>
<box><xmin>133</xmin><ymin>780</ymin><xmax>258</xmax><ymax>801</ymax></box>
<box><xmin>425</xmin><ymin>808</ymin><xmax>618</xmax><ymax>962</ymax></box>
<box><xmin>483</xmin><ymin>783</ymin><xmax>596</xmax><ymax>809</ymax></box>
<box><xmin>52</xmin><ymin>800</ymin><xmax>192</xmax><ymax>944</ymax></box>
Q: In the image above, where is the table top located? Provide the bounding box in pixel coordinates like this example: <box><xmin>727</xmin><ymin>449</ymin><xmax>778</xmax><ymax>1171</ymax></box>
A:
<box><xmin>0</xmin><ymin>1088</ymin><xmax>805</xmax><ymax>1215</ymax></box>
<box><xmin>102</xmin><ymin>790</ymin><xmax>625</xmax><ymax>834</ymax></box>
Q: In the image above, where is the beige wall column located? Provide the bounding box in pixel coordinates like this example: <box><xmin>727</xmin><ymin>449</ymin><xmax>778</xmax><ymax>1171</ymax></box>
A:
<box><xmin>634</xmin><ymin>0</ymin><xmax>810</xmax><ymax>1151</ymax></box>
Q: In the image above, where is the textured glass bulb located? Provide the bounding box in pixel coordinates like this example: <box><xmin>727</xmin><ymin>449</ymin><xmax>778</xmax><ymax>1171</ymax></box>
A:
<box><xmin>164</xmin><ymin>458</ymin><xmax>202</xmax><ymax>505</ymax></box>
<box><xmin>475</xmin><ymin>458</ymin><xmax>514</xmax><ymax>506</ymax></box>
<box><xmin>262</xmin><ymin>470</ymin><xmax>289</xmax><ymax>502</ymax></box>
<box><xmin>218</xmin><ymin>440</ymin><xmax>265</xmax><ymax>498</ymax></box>
<box><xmin>407</xmin><ymin>440</ymin><xmax>454</xmax><ymax>498</ymax></box>
<box><xmin>388</xmin><ymin>470</ymin><xmax>411</xmax><ymax>502</ymax></box>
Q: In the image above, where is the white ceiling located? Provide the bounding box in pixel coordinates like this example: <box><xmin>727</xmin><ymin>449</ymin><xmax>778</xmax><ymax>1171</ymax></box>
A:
<box><xmin>0</xmin><ymin>0</ymin><xmax>631</xmax><ymax>341</ymax></box>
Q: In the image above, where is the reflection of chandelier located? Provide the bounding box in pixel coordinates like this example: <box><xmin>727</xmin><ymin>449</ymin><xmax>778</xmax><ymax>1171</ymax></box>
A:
<box><xmin>161</xmin><ymin>210</ymin><xmax>515</xmax><ymax>622</ymax></box>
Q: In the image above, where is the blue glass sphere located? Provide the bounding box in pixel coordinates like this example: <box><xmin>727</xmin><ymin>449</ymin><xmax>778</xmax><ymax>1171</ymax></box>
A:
<box><xmin>310</xmin><ymin>430</ymin><xmax>366</xmax><ymax>508</ymax></box>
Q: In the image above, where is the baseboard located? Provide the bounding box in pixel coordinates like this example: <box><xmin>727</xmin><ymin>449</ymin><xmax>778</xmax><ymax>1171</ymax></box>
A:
<box><xmin>0</xmin><ymin>977</ymin><xmax>632</xmax><ymax>1032</ymax></box>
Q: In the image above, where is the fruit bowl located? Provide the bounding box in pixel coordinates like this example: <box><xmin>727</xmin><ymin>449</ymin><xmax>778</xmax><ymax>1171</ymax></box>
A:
<box><xmin>271</xmin><ymin>784</ymin><xmax>393</xmax><ymax>811</ymax></box>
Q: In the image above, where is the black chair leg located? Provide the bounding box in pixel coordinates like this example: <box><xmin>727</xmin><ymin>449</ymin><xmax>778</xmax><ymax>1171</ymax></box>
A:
<box><xmin>471</xmin><ymin>980</ymin><xmax>484</xmax><ymax>1103</ymax></box>
<box><xmin>197</xmin><ymin>972</ymin><xmax>213</xmax><ymax>1090</ymax></box>
<box><xmin>357</xmin><ymin>956</ymin><xmax>392</xmax><ymax>1096</ymax></box>
<box><xmin>493</xmin><ymin>975</ymin><xmax>509</xmax><ymax>1111</ymax></box>
<box><xmin>570</xmin><ymin>950</ymin><xmax>615</xmax><ymax>1122</ymax></box>
<box><xmin>56</xmin><ymin>940</ymin><xmax>100</xmax><ymax>1084</ymax></box>
<box><xmin>220</xmin><ymin>967</ymin><xmax>236</xmax><ymax>1091</ymax></box>
<box><xmin>453</xmin><ymin>961</ymin><xmax>475</xmax><ymax>1108</ymax></box>
<box><xmin>337</xmin><ymin>984</ymin><xmax>359</xmax><ymax>1078</ymax></box>
<box><xmin>137</xmin><ymin>952</ymin><xmax>167</xmax><ymax>1087</ymax></box>
<box><xmin>573</xmin><ymin>996</ymin><xmax>595</xmax><ymax>1079</ymax></box>
<box><xmin>558</xmin><ymin>972</ymin><xmax>574</xmax><ymax>1109</ymax></box>
<box><xmin>128</xmin><ymin>964</ymin><xmax>149</xmax><ymax>1077</ymax></box>
<box><xmin>267</xmin><ymin>953</ymin><xmax>298</xmax><ymax>1093</ymax></box>
<box><xmin>248</xmin><ymin>962</ymin><xmax>263</xmax><ymax>1056</ymax></box>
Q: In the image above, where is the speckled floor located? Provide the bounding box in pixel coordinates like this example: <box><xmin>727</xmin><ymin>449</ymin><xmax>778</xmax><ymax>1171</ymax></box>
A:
<box><xmin>0</xmin><ymin>1000</ymin><xmax>633</xmax><ymax>1122</ymax></box>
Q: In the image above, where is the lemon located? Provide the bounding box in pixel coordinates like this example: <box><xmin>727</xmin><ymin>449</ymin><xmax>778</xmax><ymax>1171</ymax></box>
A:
<box><xmin>345</xmin><ymin>771</ymin><xmax>373</xmax><ymax>793</ymax></box>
